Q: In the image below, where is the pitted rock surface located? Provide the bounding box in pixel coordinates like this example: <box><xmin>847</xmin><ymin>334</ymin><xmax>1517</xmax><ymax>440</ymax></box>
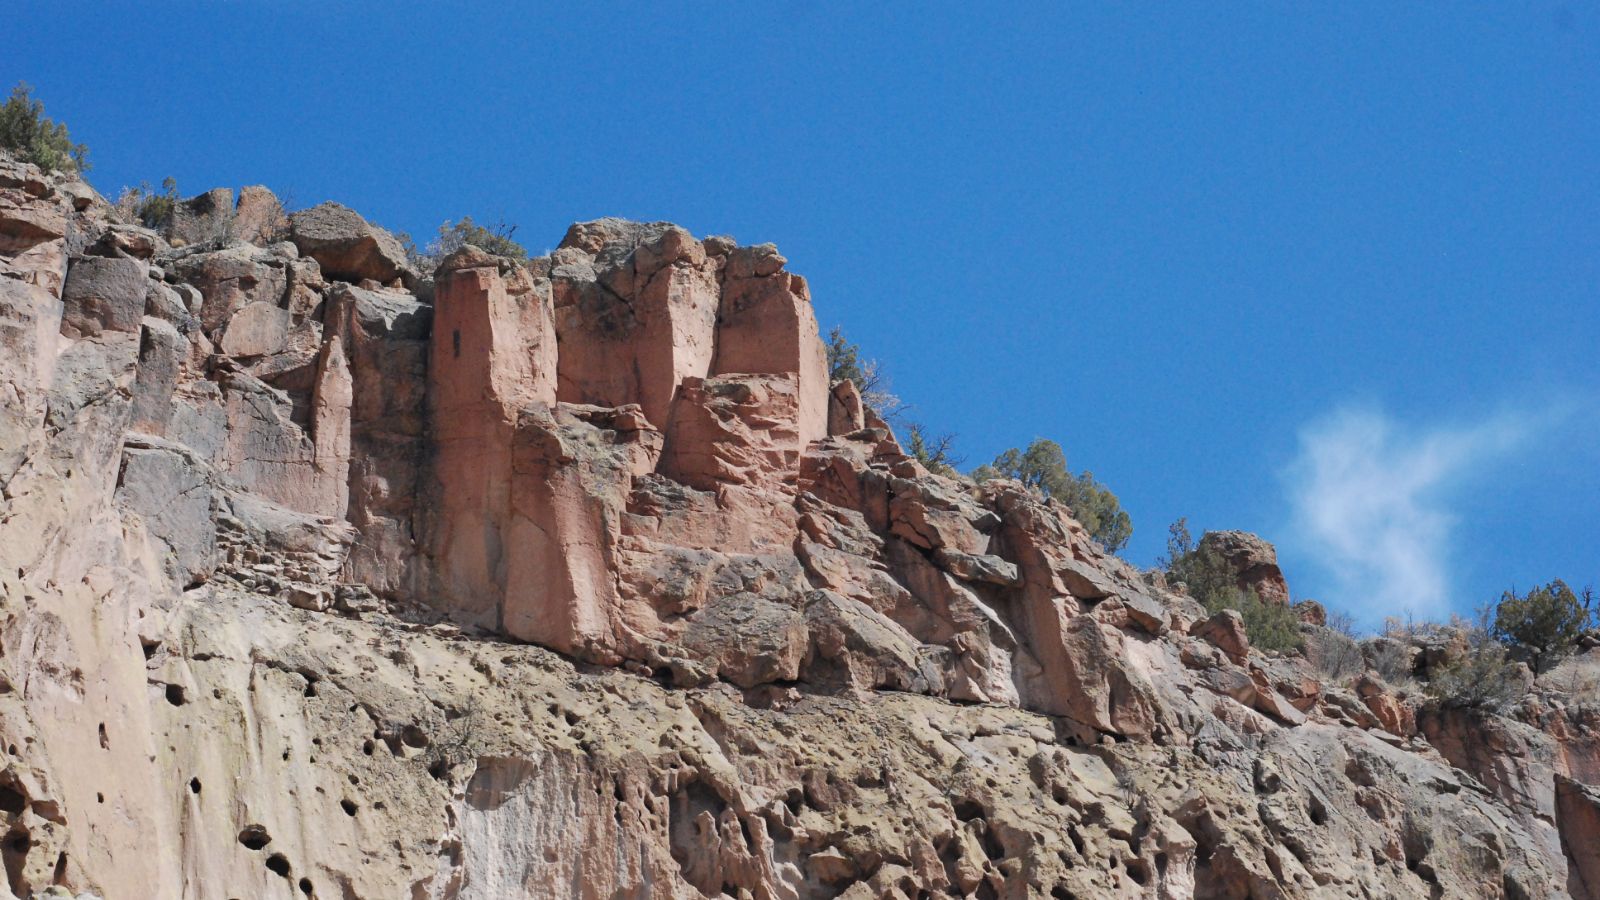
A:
<box><xmin>0</xmin><ymin>151</ymin><xmax>1597</xmax><ymax>898</ymax></box>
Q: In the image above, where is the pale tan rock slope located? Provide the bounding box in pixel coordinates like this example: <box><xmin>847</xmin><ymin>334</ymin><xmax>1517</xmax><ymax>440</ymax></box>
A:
<box><xmin>0</xmin><ymin>152</ymin><xmax>1596</xmax><ymax>898</ymax></box>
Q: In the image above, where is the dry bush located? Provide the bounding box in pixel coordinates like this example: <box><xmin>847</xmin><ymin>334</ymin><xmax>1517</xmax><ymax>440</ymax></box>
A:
<box><xmin>421</xmin><ymin>696</ymin><xmax>487</xmax><ymax>780</ymax></box>
<box><xmin>1425</xmin><ymin>610</ymin><xmax>1531</xmax><ymax>712</ymax></box>
<box><xmin>1305</xmin><ymin>615</ymin><xmax>1364</xmax><ymax>683</ymax></box>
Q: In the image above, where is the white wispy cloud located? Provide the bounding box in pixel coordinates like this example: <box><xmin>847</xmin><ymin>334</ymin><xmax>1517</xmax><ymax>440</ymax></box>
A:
<box><xmin>1280</xmin><ymin>405</ymin><xmax>1538</xmax><ymax>627</ymax></box>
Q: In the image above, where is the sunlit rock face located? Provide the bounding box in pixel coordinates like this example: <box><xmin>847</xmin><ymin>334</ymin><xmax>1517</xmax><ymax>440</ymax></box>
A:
<box><xmin>0</xmin><ymin>151</ymin><xmax>1595</xmax><ymax>899</ymax></box>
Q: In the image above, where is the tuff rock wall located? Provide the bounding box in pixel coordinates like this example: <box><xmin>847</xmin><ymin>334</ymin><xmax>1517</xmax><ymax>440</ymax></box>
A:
<box><xmin>1</xmin><ymin>152</ymin><xmax>1597</xmax><ymax>899</ymax></box>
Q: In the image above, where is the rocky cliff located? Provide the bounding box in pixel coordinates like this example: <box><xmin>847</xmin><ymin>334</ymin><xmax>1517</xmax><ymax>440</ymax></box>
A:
<box><xmin>1</xmin><ymin>153</ymin><xmax>1597</xmax><ymax>899</ymax></box>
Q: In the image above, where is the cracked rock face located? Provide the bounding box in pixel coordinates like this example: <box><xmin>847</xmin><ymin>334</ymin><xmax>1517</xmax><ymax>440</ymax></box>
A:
<box><xmin>0</xmin><ymin>152</ymin><xmax>1596</xmax><ymax>899</ymax></box>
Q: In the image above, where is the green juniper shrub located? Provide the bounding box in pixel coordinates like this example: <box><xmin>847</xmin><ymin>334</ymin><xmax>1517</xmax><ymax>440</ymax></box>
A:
<box><xmin>1161</xmin><ymin>517</ymin><xmax>1301</xmax><ymax>653</ymax></box>
<box><xmin>1160</xmin><ymin>518</ymin><xmax>1230</xmax><ymax>600</ymax></box>
<box><xmin>0</xmin><ymin>82</ymin><xmax>88</xmax><ymax>174</ymax></box>
<box><xmin>116</xmin><ymin>177</ymin><xmax>180</xmax><ymax>230</ymax></box>
<box><xmin>825</xmin><ymin>326</ymin><xmax>869</xmax><ymax>388</ymax></box>
<box><xmin>137</xmin><ymin>182</ymin><xmax>178</xmax><ymax>229</ymax></box>
<box><xmin>975</xmin><ymin>439</ymin><xmax>1132</xmax><ymax>553</ymax></box>
<box><xmin>1206</xmin><ymin>586</ymin><xmax>1304</xmax><ymax>654</ymax></box>
<box><xmin>824</xmin><ymin>325</ymin><xmax>958</xmax><ymax>470</ymax></box>
<box><xmin>824</xmin><ymin>325</ymin><xmax>906</xmax><ymax>420</ymax></box>
<box><xmin>907</xmin><ymin>422</ymin><xmax>960</xmax><ymax>474</ymax></box>
<box><xmin>1428</xmin><ymin>608</ymin><xmax>1530</xmax><ymax>711</ymax></box>
<box><xmin>1491</xmin><ymin>580</ymin><xmax>1594</xmax><ymax>674</ymax></box>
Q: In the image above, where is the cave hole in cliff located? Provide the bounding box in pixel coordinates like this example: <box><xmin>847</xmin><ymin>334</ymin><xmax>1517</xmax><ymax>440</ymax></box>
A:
<box><xmin>1125</xmin><ymin>857</ymin><xmax>1149</xmax><ymax>886</ymax></box>
<box><xmin>1307</xmin><ymin>792</ymin><xmax>1329</xmax><ymax>826</ymax></box>
<box><xmin>0</xmin><ymin>862</ymin><xmax>17</xmax><ymax>900</ymax></box>
<box><xmin>1049</xmin><ymin>887</ymin><xmax>1078</xmax><ymax>900</ymax></box>
<box><xmin>668</xmin><ymin>779</ymin><xmax>728</xmax><ymax>879</ymax></box>
<box><xmin>400</xmin><ymin>724</ymin><xmax>429</xmax><ymax>749</ymax></box>
<box><xmin>1187</xmin><ymin>818</ymin><xmax>1223</xmax><ymax>896</ymax></box>
<box><xmin>0</xmin><ymin>785</ymin><xmax>25</xmax><ymax>815</ymax></box>
<box><xmin>296</xmin><ymin>668</ymin><xmax>320</xmax><ymax>697</ymax></box>
<box><xmin>299</xmin><ymin>876</ymin><xmax>313</xmax><ymax>894</ymax></box>
<box><xmin>97</xmin><ymin>722</ymin><xmax>108</xmax><ymax>749</ymax></box>
<box><xmin>361</xmin><ymin>739</ymin><xmax>375</xmax><ymax>756</ymax></box>
<box><xmin>976</xmin><ymin>822</ymin><xmax>1004</xmax><ymax>863</ymax></box>
<box><xmin>237</xmin><ymin>825</ymin><xmax>271</xmax><ymax>850</ymax></box>
<box><xmin>265</xmin><ymin>853</ymin><xmax>290</xmax><ymax>877</ymax></box>
<box><xmin>340</xmin><ymin>799</ymin><xmax>356</xmax><ymax>816</ymax></box>
<box><xmin>4</xmin><ymin>829</ymin><xmax>30</xmax><ymax>895</ymax></box>
<box><xmin>189</xmin><ymin>777</ymin><xmax>201</xmax><ymax>794</ymax></box>
<box><xmin>164</xmin><ymin>683</ymin><xmax>186</xmax><ymax>706</ymax></box>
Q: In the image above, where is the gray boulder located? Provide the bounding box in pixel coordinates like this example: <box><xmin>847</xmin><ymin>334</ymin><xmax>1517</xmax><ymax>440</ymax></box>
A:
<box><xmin>289</xmin><ymin>201</ymin><xmax>411</xmax><ymax>284</ymax></box>
<box><xmin>61</xmin><ymin>255</ymin><xmax>148</xmax><ymax>337</ymax></box>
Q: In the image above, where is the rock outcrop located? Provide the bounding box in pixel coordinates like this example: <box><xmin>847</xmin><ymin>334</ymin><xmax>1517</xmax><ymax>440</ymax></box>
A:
<box><xmin>289</xmin><ymin>201</ymin><xmax>412</xmax><ymax>286</ymax></box>
<box><xmin>0</xmin><ymin>151</ymin><xmax>1596</xmax><ymax>899</ymax></box>
<box><xmin>1199</xmin><ymin>530</ymin><xmax>1292</xmax><ymax>607</ymax></box>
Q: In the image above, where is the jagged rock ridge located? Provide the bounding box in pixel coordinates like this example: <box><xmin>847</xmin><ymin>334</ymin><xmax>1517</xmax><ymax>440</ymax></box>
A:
<box><xmin>1</xmin><ymin>153</ymin><xmax>1598</xmax><ymax>898</ymax></box>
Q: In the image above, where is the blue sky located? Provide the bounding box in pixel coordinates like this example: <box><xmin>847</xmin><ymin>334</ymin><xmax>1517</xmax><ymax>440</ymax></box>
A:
<box><xmin>9</xmin><ymin>3</ymin><xmax>1597</xmax><ymax>627</ymax></box>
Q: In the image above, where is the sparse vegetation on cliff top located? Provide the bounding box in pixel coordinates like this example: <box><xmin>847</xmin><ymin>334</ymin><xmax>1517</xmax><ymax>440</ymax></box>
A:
<box><xmin>0</xmin><ymin>82</ymin><xmax>88</xmax><ymax>174</ymax></box>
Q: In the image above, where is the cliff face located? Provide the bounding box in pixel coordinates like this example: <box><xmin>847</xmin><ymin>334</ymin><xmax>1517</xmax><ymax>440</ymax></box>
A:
<box><xmin>0</xmin><ymin>153</ymin><xmax>1595</xmax><ymax>899</ymax></box>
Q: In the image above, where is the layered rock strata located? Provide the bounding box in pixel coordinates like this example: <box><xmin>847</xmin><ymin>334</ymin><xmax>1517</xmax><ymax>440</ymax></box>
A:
<box><xmin>0</xmin><ymin>152</ymin><xmax>1596</xmax><ymax>899</ymax></box>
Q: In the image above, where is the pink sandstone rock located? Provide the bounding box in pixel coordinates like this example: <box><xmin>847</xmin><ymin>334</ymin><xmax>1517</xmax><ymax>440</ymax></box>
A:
<box><xmin>828</xmin><ymin>379</ymin><xmax>866</xmax><ymax>436</ymax></box>
<box><xmin>219</xmin><ymin>299</ymin><xmax>292</xmax><ymax>357</ymax></box>
<box><xmin>713</xmin><ymin>243</ymin><xmax>829</xmax><ymax>447</ymax></box>
<box><xmin>1193</xmin><ymin>608</ymin><xmax>1252</xmax><ymax>666</ymax></box>
<box><xmin>427</xmin><ymin>255</ymin><xmax>555</xmax><ymax>628</ymax></box>
<box><xmin>289</xmin><ymin>201</ymin><xmax>412</xmax><ymax>285</ymax></box>
<box><xmin>233</xmin><ymin>184</ymin><xmax>288</xmax><ymax>245</ymax></box>
<box><xmin>1557</xmin><ymin>775</ymin><xmax>1600</xmax><ymax>898</ymax></box>
<box><xmin>311</xmin><ymin>334</ymin><xmax>352</xmax><ymax>519</ymax></box>
<box><xmin>553</xmin><ymin>224</ymin><xmax>721</xmax><ymax>432</ymax></box>
<box><xmin>0</xmin><ymin>161</ymin><xmax>1587</xmax><ymax>899</ymax></box>
<box><xmin>166</xmin><ymin>186</ymin><xmax>233</xmax><ymax>246</ymax></box>
<box><xmin>1199</xmin><ymin>529</ymin><xmax>1292</xmax><ymax>606</ymax></box>
<box><xmin>170</xmin><ymin>244</ymin><xmax>290</xmax><ymax>338</ymax></box>
<box><xmin>661</xmin><ymin>374</ymin><xmax>806</xmax><ymax>492</ymax></box>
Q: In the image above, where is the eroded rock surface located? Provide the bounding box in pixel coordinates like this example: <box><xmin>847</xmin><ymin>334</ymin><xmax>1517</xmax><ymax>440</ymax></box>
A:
<box><xmin>0</xmin><ymin>152</ymin><xmax>1595</xmax><ymax>898</ymax></box>
<box><xmin>1198</xmin><ymin>530</ymin><xmax>1291</xmax><ymax>608</ymax></box>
